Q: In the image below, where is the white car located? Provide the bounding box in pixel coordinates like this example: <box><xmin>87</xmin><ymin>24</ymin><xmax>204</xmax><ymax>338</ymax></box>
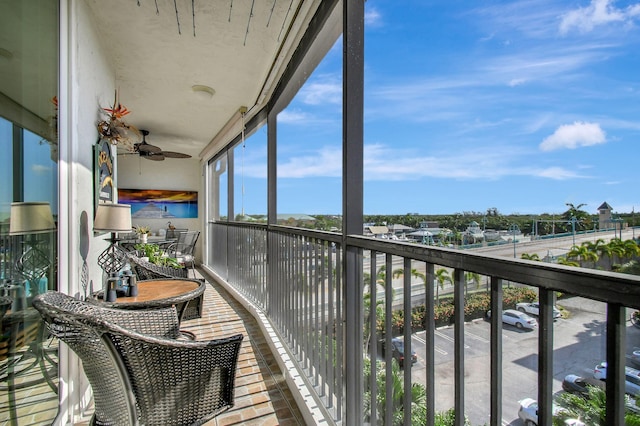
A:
<box><xmin>593</xmin><ymin>361</ymin><xmax>640</xmax><ymax>396</ymax></box>
<box><xmin>516</xmin><ymin>302</ymin><xmax>562</xmax><ymax>319</ymax></box>
<box><xmin>500</xmin><ymin>309</ymin><xmax>537</xmax><ymax>330</ymax></box>
<box><xmin>518</xmin><ymin>398</ymin><xmax>585</xmax><ymax>426</ymax></box>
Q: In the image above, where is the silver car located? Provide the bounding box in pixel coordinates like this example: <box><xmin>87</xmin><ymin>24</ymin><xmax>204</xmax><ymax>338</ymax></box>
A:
<box><xmin>486</xmin><ymin>309</ymin><xmax>538</xmax><ymax>330</ymax></box>
<box><xmin>516</xmin><ymin>302</ymin><xmax>562</xmax><ymax>319</ymax></box>
<box><xmin>593</xmin><ymin>361</ymin><xmax>640</xmax><ymax>396</ymax></box>
<box><xmin>502</xmin><ymin>309</ymin><xmax>537</xmax><ymax>329</ymax></box>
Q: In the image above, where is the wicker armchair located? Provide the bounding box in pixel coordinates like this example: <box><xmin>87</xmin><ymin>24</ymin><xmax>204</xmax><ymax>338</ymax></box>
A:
<box><xmin>127</xmin><ymin>255</ymin><xmax>203</xmax><ymax>320</ymax></box>
<box><xmin>128</xmin><ymin>254</ymin><xmax>189</xmax><ymax>280</ymax></box>
<box><xmin>33</xmin><ymin>291</ymin><xmax>243</xmax><ymax>426</ymax></box>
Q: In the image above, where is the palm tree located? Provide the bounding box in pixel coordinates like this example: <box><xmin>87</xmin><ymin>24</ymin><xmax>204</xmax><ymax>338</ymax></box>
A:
<box><xmin>557</xmin><ymin>257</ymin><xmax>580</xmax><ymax>267</ymax></box>
<box><xmin>592</xmin><ymin>239</ymin><xmax>616</xmax><ymax>270</ymax></box>
<box><xmin>392</xmin><ymin>267</ymin><xmax>427</xmax><ymax>300</ymax></box>
<box><xmin>566</xmin><ymin>243</ymin><xmax>599</xmax><ymax>268</ymax></box>
<box><xmin>364</xmin><ymin>266</ymin><xmax>386</xmax><ymax>352</ymax></box>
<box><xmin>563</xmin><ymin>202</ymin><xmax>590</xmax><ymax>231</ymax></box>
<box><xmin>607</xmin><ymin>238</ymin><xmax>640</xmax><ymax>265</ymax></box>
<box><xmin>521</xmin><ymin>253</ymin><xmax>541</xmax><ymax>261</ymax></box>
<box><xmin>606</xmin><ymin>238</ymin><xmax>627</xmax><ymax>266</ymax></box>
<box><xmin>364</xmin><ymin>358</ymin><xmax>427</xmax><ymax>425</ymax></box>
<box><xmin>555</xmin><ymin>385</ymin><xmax>640</xmax><ymax>425</ymax></box>
<box><xmin>621</xmin><ymin>239</ymin><xmax>640</xmax><ymax>259</ymax></box>
<box><xmin>435</xmin><ymin>268</ymin><xmax>452</xmax><ymax>304</ymax></box>
<box><xmin>363</xmin><ymin>265</ymin><xmax>399</xmax><ymax>351</ymax></box>
<box><xmin>464</xmin><ymin>271</ymin><xmax>481</xmax><ymax>296</ymax></box>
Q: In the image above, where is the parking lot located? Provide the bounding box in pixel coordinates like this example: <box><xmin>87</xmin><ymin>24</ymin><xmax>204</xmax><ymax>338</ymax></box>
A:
<box><xmin>402</xmin><ymin>297</ymin><xmax>640</xmax><ymax>425</ymax></box>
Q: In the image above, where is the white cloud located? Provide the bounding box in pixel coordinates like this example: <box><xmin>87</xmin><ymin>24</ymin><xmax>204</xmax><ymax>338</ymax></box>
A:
<box><xmin>278</xmin><ymin>147</ymin><xmax>342</xmax><ymax>178</ymax></box>
<box><xmin>298</xmin><ymin>75</ymin><xmax>341</xmax><ymax>105</ymax></box>
<box><xmin>31</xmin><ymin>164</ymin><xmax>53</xmax><ymax>175</ymax></box>
<box><xmin>508</xmin><ymin>78</ymin><xmax>527</xmax><ymax>87</ymax></box>
<box><xmin>559</xmin><ymin>0</ymin><xmax>640</xmax><ymax>34</ymax></box>
<box><xmin>630</xmin><ymin>4</ymin><xmax>640</xmax><ymax>17</ymax></box>
<box><xmin>536</xmin><ymin>167</ymin><xmax>584</xmax><ymax>180</ymax></box>
<box><xmin>539</xmin><ymin>121</ymin><xmax>606</xmax><ymax>151</ymax></box>
<box><xmin>271</xmin><ymin>143</ymin><xmax>584</xmax><ymax>182</ymax></box>
<box><xmin>277</xmin><ymin>110</ymin><xmax>309</xmax><ymax>124</ymax></box>
<box><xmin>365</xmin><ymin>7</ymin><xmax>383</xmax><ymax>27</ymax></box>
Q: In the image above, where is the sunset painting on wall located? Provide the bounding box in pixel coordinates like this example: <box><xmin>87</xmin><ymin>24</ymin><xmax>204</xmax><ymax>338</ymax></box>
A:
<box><xmin>118</xmin><ymin>189</ymin><xmax>198</xmax><ymax>219</ymax></box>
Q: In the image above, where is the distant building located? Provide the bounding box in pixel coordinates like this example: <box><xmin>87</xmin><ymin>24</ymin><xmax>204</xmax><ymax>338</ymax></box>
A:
<box><xmin>364</xmin><ymin>225</ymin><xmax>390</xmax><ymax>238</ymax></box>
<box><xmin>387</xmin><ymin>223</ymin><xmax>414</xmax><ymax>236</ymax></box>
<box><xmin>419</xmin><ymin>221</ymin><xmax>439</xmax><ymax>229</ymax></box>
<box><xmin>598</xmin><ymin>201</ymin><xmax>613</xmax><ymax>230</ymax></box>
<box><xmin>462</xmin><ymin>221</ymin><xmax>484</xmax><ymax>244</ymax></box>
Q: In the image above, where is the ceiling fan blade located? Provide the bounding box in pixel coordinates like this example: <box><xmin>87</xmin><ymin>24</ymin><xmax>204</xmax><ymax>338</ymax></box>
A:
<box><xmin>161</xmin><ymin>151</ymin><xmax>192</xmax><ymax>159</ymax></box>
<box><xmin>143</xmin><ymin>152</ymin><xmax>165</xmax><ymax>161</ymax></box>
<box><xmin>138</xmin><ymin>143</ymin><xmax>162</xmax><ymax>153</ymax></box>
<box><xmin>140</xmin><ymin>150</ymin><xmax>165</xmax><ymax>161</ymax></box>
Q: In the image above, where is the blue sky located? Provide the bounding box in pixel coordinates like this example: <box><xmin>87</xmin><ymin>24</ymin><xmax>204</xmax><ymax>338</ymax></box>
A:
<box><xmin>242</xmin><ymin>0</ymin><xmax>640</xmax><ymax>216</ymax></box>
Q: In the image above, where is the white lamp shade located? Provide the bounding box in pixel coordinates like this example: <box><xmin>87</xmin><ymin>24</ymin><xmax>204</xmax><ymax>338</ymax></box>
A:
<box><xmin>9</xmin><ymin>202</ymin><xmax>56</xmax><ymax>235</ymax></box>
<box><xmin>94</xmin><ymin>203</ymin><xmax>132</xmax><ymax>232</ymax></box>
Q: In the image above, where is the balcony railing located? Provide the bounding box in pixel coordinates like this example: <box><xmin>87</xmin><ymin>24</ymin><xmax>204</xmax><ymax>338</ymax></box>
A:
<box><xmin>208</xmin><ymin>221</ymin><xmax>640</xmax><ymax>426</ymax></box>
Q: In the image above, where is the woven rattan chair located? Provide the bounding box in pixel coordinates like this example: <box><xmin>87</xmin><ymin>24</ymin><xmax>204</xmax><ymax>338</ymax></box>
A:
<box><xmin>33</xmin><ymin>291</ymin><xmax>243</xmax><ymax>426</ymax></box>
<box><xmin>127</xmin><ymin>255</ymin><xmax>203</xmax><ymax>320</ymax></box>
<box><xmin>128</xmin><ymin>254</ymin><xmax>189</xmax><ymax>280</ymax></box>
<box><xmin>165</xmin><ymin>231</ymin><xmax>200</xmax><ymax>275</ymax></box>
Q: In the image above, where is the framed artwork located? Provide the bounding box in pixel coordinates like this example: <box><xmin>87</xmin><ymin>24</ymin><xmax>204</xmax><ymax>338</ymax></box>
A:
<box><xmin>118</xmin><ymin>189</ymin><xmax>198</xmax><ymax>219</ymax></box>
<box><xmin>95</xmin><ymin>139</ymin><xmax>115</xmax><ymax>205</ymax></box>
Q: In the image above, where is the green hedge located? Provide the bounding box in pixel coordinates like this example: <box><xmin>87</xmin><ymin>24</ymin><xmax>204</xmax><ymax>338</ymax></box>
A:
<box><xmin>388</xmin><ymin>287</ymin><xmax>538</xmax><ymax>334</ymax></box>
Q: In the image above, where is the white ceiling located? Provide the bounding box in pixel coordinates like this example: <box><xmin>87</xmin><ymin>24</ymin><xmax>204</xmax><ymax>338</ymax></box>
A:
<box><xmin>0</xmin><ymin>0</ymin><xmax>319</xmax><ymax>159</ymax></box>
<box><xmin>85</xmin><ymin>0</ymin><xmax>320</xmax><ymax>158</ymax></box>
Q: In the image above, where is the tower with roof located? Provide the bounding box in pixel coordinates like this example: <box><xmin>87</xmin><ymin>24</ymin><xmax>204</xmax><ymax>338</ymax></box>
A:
<box><xmin>597</xmin><ymin>202</ymin><xmax>613</xmax><ymax>230</ymax></box>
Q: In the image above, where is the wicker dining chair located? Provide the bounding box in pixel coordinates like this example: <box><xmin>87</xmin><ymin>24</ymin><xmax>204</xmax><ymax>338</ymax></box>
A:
<box><xmin>33</xmin><ymin>291</ymin><xmax>243</xmax><ymax>426</ymax></box>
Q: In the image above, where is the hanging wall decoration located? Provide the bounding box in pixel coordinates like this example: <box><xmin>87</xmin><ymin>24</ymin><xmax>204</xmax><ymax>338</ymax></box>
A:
<box><xmin>97</xmin><ymin>90</ymin><xmax>141</xmax><ymax>151</ymax></box>
<box><xmin>95</xmin><ymin>139</ymin><xmax>115</xmax><ymax>206</ymax></box>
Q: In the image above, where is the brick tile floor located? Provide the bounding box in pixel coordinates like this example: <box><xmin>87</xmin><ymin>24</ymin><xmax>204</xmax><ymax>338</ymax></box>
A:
<box><xmin>0</xmin><ymin>270</ymin><xmax>305</xmax><ymax>425</ymax></box>
<box><xmin>189</xmin><ymin>273</ymin><xmax>305</xmax><ymax>426</ymax></box>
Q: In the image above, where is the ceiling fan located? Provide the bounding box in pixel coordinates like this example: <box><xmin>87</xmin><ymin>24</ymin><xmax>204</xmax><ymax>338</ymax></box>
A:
<box><xmin>121</xmin><ymin>130</ymin><xmax>192</xmax><ymax>161</ymax></box>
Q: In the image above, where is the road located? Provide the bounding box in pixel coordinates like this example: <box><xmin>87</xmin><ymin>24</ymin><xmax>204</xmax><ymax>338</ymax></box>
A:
<box><xmin>363</xmin><ymin>227</ymin><xmax>637</xmax><ymax>307</ymax></box>
<box><xmin>472</xmin><ymin>227</ymin><xmax>636</xmax><ymax>260</ymax></box>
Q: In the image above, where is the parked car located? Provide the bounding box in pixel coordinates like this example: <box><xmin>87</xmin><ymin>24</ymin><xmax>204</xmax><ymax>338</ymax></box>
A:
<box><xmin>562</xmin><ymin>374</ymin><xmax>603</xmax><ymax>396</ymax></box>
<box><xmin>516</xmin><ymin>302</ymin><xmax>562</xmax><ymax>319</ymax></box>
<box><xmin>593</xmin><ymin>361</ymin><xmax>640</xmax><ymax>396</ymax></box>
<box><xmin>517</xmin><ymin>398</ymin><xmax>585</xmax><ymax>426</ymax></box>
<box><xmin>486</xmin><ymin>309</ymin><xmax>537</xmax><ymax>330</ymax></box>
<box><xmin>629</xmin><ymin>349</ymin><xmax>640</xmax><ymax>369</ymax></box>
<box><xmin>381</xmin><ymin>337</ymin><xmax>417</xmax><ymax>368</ymax></box>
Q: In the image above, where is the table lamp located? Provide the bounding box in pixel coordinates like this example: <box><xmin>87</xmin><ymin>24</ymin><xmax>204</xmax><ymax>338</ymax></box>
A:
<box><xmin>94</xmin><ymin>203</ymin><xmax>132</xmax><ymax>275</ymax></box>
<box><xmin>9</xmin><ymin>202</ymin><xmax>56</xmax><ymax>235</ymax></box>
<box><xmin>10</xmin><ymin>202</ymin><xmax>56</xmax><ymax>300</ymax></box>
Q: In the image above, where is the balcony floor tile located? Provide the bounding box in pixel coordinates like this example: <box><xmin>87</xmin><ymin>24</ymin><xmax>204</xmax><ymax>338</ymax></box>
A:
<box><xmin>1</xmin><ymin>269</ymin><xmax>305</xmax><ymax>425</ymax></box>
